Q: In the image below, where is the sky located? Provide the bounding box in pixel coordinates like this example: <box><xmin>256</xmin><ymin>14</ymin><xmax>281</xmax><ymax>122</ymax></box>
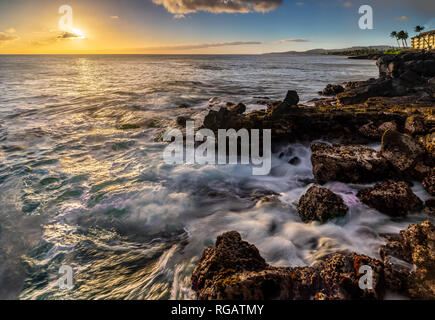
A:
<box><xmin>0</xmin><ymin>0</ymin><xmax>434</xmax><ymax>54</ymax></box>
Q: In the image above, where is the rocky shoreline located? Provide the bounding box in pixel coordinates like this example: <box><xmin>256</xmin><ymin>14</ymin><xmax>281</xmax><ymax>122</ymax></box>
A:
<box><xmin>188</xmin><ymin>52</ymin><xmax>434</xmax><ymax>300</ymax></box>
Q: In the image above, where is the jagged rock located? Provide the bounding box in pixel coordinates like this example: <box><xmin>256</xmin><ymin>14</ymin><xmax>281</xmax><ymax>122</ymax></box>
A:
<box><xmin>335</xmin><ymin>53</ymin><xmax>435</xmax><ymax>105</ymax></box>
<box><xmin>288</xmin><ymin>157</ymin><xmax>301</xmax><ymax>165</ymax></box>
<box><xmin>336</xmin><ymin>78</ymin><xmax>394</xmax><ymax>105</ymax></box>
<box><xmin>381</xmin><ymin>130</ymin><xmax>426</xmax><ymax>180</ymax></box>
<box><xmin>380</xmin><ymin>221</ymin><xmax>435</xmax><ymax>299</ymax></box>
<box><xmin>377</xmin><ymin>52</ymin><xmax>435</xmax><ymax>79</ymax></box>
<box><xmin>424</xmin><ymin>132</ymin><xmax>435</xmax><ymax>153</ymax></box>
<box><xmin>405</xmin><ymin>115</ymin><xmax>427</xmax><ymax>135</ymax></box>
<box><xmin>192</xmin><ymin>231</ymin><xmax>385</xmax><ymax>300</ymax></box>
<box><xmin>423</xmin><ymin>169</ymin><xmax>435</xmax><ymax>196</ymax></box>
<box><xmin>425</xmin><ymin>198</ymin><xmax>435</xmax><ymax>216</ymax></box>
<box><xmin>359</xmin><ymin>121</ymin><xmax>397</xmax><ymax>139</ymax></box>
<box><xmin>283</xmin><ymin>90</ymin><xmax>299</xmax><ymax>105</ymax></box>
<box><xmin>228</xmin><ymin>102</ymin><xmax>246</xmax><ymax>114</ymax></box>
<box><xmin>297</xmin><ymin>186</ymin><xmax>348</xmax><ymax>223</ymax></box>
<box><xmin>202</xmin><ymin>106</ymin><xmax>247</xmax><ymax>131</ymax></box>
<box><xmin>270</xmin><ymin>91</ymin><xmax>299</xmax><ymax>117</ymax></box>
<box><xmin>310</xmin><ymin>143</ymin><xmax>390</xmax><ymax>184</ymax></box>
<box><xmin>176</xmin><ymin>116</ymin><xmax>190</xmax><ymax>126</ymax></box>
<box><xmin>319</xmin><ymin>84</ymin><xmax>345</xmax><ymax>96</ymax></box>
<box><xmin>357</xmin><ymin>180</ymin><xmax>423</xmax><ymax>216</ymax></box>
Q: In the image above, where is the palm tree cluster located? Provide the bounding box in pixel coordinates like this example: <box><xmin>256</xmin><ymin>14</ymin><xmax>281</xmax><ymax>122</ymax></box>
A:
<box><xmin>390</xmin><ymin>30</ymin><xmax>409</xmax><ymax>48</ymax></box>
<box><xmin>390</xmin><ymin>25</ymin><xmax>432</xmax><ymax>50</ymax></box>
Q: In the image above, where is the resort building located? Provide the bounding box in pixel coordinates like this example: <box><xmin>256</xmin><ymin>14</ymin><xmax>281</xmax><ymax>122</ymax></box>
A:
<box><xmin>411</xmin><ymin>30</ymin><xmax>435</xmax><ymax>49</ymax></box>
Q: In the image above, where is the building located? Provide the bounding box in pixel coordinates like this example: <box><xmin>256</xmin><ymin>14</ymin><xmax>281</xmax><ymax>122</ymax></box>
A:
<box><xmin>411</xmin><ymin>30</ymin><xmax>435</xmax><ymax>50</ymax></box>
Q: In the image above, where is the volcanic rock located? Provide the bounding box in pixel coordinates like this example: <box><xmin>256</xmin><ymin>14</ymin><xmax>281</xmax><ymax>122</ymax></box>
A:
<box><xmin>357</xmin><ymin>180</ymin><xmax>423</xmax><ymax>216</ymax></box>
<box><xmin>310</xmin><ymin>143</ymin><xmax>390</xmax><ymax>184</ymax></box>
<box><xmin>297</xmin><ymin>186</ymin><xmax>348</xmax><ymax>223</ymax></box>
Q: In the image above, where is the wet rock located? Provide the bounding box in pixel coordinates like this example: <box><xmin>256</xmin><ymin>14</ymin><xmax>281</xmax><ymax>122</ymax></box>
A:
<box><xmin>310</xmin><ymin>143</ymin><xmax>390</xmax><ymax>184</ymax></box>
<box><xmin>228</xmin><ymin>102</ymin><xmax>246</xmax><ymax>114</ymax></box>
<box><xmin>319</xmin><ymin>84</ymin><xmax>345</xmax><ymax>96</ymax></box>
<box><xmin>357</xmin><ymin>180</ymin><xmax>423</xmax><ymax>216</ymax></box>
<box><xmin>176</xmin><ymin>116</ymin><xmax>191</xmax><ymax>126</ymax></box>
<box><xmin>404</xmin><ymin>115</ymin><xmax>427</xmax><ymax>136</ymax></box>
<box><xmin>270</xmin><ymin>91</ymin><xmax>299</xmax><ymax>117</ymax></box>
<box><xmin>423</xmin><ymin>169</ymin><xmax>435</xmax><ymax>196</ymax></box>
<box><xmin>424</xmin><ymin>132</ymin><xmax>435</xmax><ymax>154</ymax></box>
<box><xmin>380</xmin><ymin>221</ymin><xmax>435</xmax><ymax>299</ymax></box>
<box><xmin>202</xmin><ymin>106</ymin><xmax>247</xmax><ymax>131</ymax></box>
<box><xmin>192</xmin><ymin>231</ymin><xmax>385</xmax><ymax>300</ymax></box>
<box><xmin>297</xmin><ymin>186</ymin><xmax>348</xmax><ymax>223</ymax></box>
<box><xmin>381</xmin><ymin>130</ymin><xmax>426</xmax><ymax>180</ymax></box>
<box><xmin>424</xmin><ymin>198</ymin><xmax>435</xmax><ymax>216</ymax></box>
<box><xmin>359</xmin><ymin>121</ymin><xmax>397</xmax><ymax>139</ymax></box>
<box><xmin>336</xmin><ymin>78</ymin><xmax>394</xmax><ymax>105</ymax></box>
<box><xmin>283</xmin><ymin>90</ymin><xmax>299</xmax><ymax>105</ymax></box>
<box><xmin>288</xmin><ymin>157</ymin><xmax>301</xmax><ymax>166</ymax></box>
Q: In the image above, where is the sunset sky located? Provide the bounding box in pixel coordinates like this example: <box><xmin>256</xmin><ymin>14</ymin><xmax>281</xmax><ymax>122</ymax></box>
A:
<box><xmin>0</xmin><ymin>0</ymin><xmax>434</xmax><ymax>54</ymax></box>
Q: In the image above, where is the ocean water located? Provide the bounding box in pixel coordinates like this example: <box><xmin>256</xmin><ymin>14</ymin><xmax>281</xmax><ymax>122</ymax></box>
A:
<box><xmin>0</xmin><ymin>54</ymin><xmax>430</xmax><ymax>300</ymax></box>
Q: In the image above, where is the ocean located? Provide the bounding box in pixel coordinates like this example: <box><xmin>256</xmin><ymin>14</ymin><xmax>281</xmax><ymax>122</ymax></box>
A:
<box><xmin>0</xmin><ymin>54</ymin><xmax>428</xmax><ymax>299</ymax></box>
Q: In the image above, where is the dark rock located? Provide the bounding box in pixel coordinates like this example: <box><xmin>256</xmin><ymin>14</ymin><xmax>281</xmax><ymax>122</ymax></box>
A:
<box><xmin>380</xmin><ymin>221</ymin><xmax>435</xmax><ymax>299</ymax></box>
<box><xmin>310</xmin><ymin>143</ymin><xmax>390</xmax><ymax>184</ymax></box>
<box><xmin>422</xmin><ymin>169</ymin><xmax>435</xmax><ymax>196</ymax></box>
<box><xmin>283</xmin><ymin>90</ymin><xmax>299</xmax><ymax>105</ymax></box>
<box><xmin>176</xmin><ymin>116</ymin><xmax>190</xmax><ymax>126</ymax></box>
<box><xmin>228</xmin><ymin>102</ymin><xmax>246</xmax><ymax>114</ymax></box>
<box><xmin>359</xmin><ymin>121</ymin><xmax>397</xmax><ymax>139</ymax></box>
<box><xmin>297</xmin><ymin>186</ymin><xmax>348</xmax><ymax>223</ymax></box>
<box><xmin>319</xmin><ymin>84</ymin><xmax>345</xmax><ymax>96</ymax></box>
<box><xmin>192</xmin><ymin>231</ymin><xmax>385</xmax><ymax>300</ymax></box>
<box><xmin>336</xmin><ymin>78</ymin><xmax>394</xmax><ymax>105</ymax></box>
<box><xmin>404</xmin><ymin>115</ymin><xmax>427</xmax><ymax>135</ymax></box>
<box><xmin>424</xmin><ymin>198</ymin><xmax>435</xmax><ymax>216</ymax></box>
<box><xmin>202</xmin><ymin>106</ymin><xmax>247</xmax><ymax>131</ymax></box>
<box><xmin>357</xmin><ymin>180</ymin><xmax>423</xmax><ymax>216</ymax></box>
<box><xmin>381</xmin><ymin>130</ymin><xmax>426</xmax><ymax>180</ymax></box>
<box><xmin>270</xmin><ymin>91</ymin><xmax>299</xmax><ymax>117</ymax></box>
<box><xmin>288</xmin><ymin>157</ymin><xmax>301</xmax><ymax>166</ymax></box>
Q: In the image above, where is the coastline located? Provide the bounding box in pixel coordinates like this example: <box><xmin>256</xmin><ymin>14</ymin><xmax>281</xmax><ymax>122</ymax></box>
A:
<box><xmin>188</xmin><ymin>51</ymin><xmax>435</xmax><ymax>300</ymax></box>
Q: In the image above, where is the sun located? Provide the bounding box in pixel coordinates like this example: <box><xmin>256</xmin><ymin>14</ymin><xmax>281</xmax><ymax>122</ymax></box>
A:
<box><xmin>71</xmin><ymin>28</ymin><xmax>86</xmax><ymax>39</ymax></box>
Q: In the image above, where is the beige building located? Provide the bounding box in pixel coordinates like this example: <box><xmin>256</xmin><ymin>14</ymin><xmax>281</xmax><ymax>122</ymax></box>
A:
<box><xmin>411</xmin><ymin>30</ymin><xmax>435</xmax><ymax>49</ymax></box>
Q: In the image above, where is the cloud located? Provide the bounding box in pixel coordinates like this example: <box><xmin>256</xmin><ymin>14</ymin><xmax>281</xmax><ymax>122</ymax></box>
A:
<box><xmin>394</xmin><ymin>16</ymin><xmax>410</xmax><ymax>22</ymax></box>
<box><xmin>131</xmin><ymin>41</ymin><xmax>261</xmax><ymax>51</ymax></box>
<box><xmin>6</xmin><ymin>28</ymin><xmax>16</xmax><ymax>34</ymax></box>
<box><xmin>276</xmin><ymin>38</ymin><xmax>310</xmax><ymax>43</ymax></box>
<box><xmin>152</xmin><ymin>0</ymin><xmax>282</xmax><ymax>17</ymax></box>
<box><xmin>56</xmin><ymin>31</ymin><xmax>84</xmax><ymax>40</ymax></box>
<box><xmin>0</xmin><ymin>32</ymin><xmax>19</xmax><ymax>42</ymax></box>
<box><xmin>343</xmin><ymin>1</ymin><xmax>352</xmax><ymax>8</ymax></box>
<box><xmin>295</xmin><ymin>2</ymin><xmax>304</xmax><ymax>6</ymax></box>
<box><xmin>110</xmin><ymin>16</ymin><xmax>120</xmax><ymax>19</ymax></box>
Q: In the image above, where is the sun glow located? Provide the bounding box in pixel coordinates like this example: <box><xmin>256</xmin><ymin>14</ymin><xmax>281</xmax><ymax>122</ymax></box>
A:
<box><xmin>71</xmin><ymin>28</ymin><xmax>86</xmax><ymax>39</ymax></box>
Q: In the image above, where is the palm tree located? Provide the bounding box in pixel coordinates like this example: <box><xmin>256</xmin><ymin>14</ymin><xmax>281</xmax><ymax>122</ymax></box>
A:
<box><xmin>415</xmin><ymin>25</ymin><xmax>431</xmax><ymax>49</ymax></box>
<box><xmin>403</xmin><ymin>31</ymin><xmax>409</xmax><ymax>47</ymax></box>
<box><xmin>390</xmin><ymin>31</ymin><xmax>400</xmax><ymax>48</ymax></box>
<box><xmin>397</xmin><ymin>31</ymin><xmax>405</xmax><ymax>47</ymax></box>
<box><xmin>397</xmin><ymin>30</ymin><xmax>409</xmax><ymax>48</ymax></box>
<box><xmin>415</xmin><ymin>25</ymin><xmax>425</xmax><ymax>33</ymax></box>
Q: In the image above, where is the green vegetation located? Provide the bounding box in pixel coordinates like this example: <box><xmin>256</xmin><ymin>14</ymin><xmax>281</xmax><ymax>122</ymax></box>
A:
<box><xmin>384</xmin><ymin>49</ymin><xmax>403</xmax><ymax>54</ymax></box>
<box><xmin>325</xmin><ymin>49</ymin><xmax>383</xmax><ymax>56</ymax></box>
